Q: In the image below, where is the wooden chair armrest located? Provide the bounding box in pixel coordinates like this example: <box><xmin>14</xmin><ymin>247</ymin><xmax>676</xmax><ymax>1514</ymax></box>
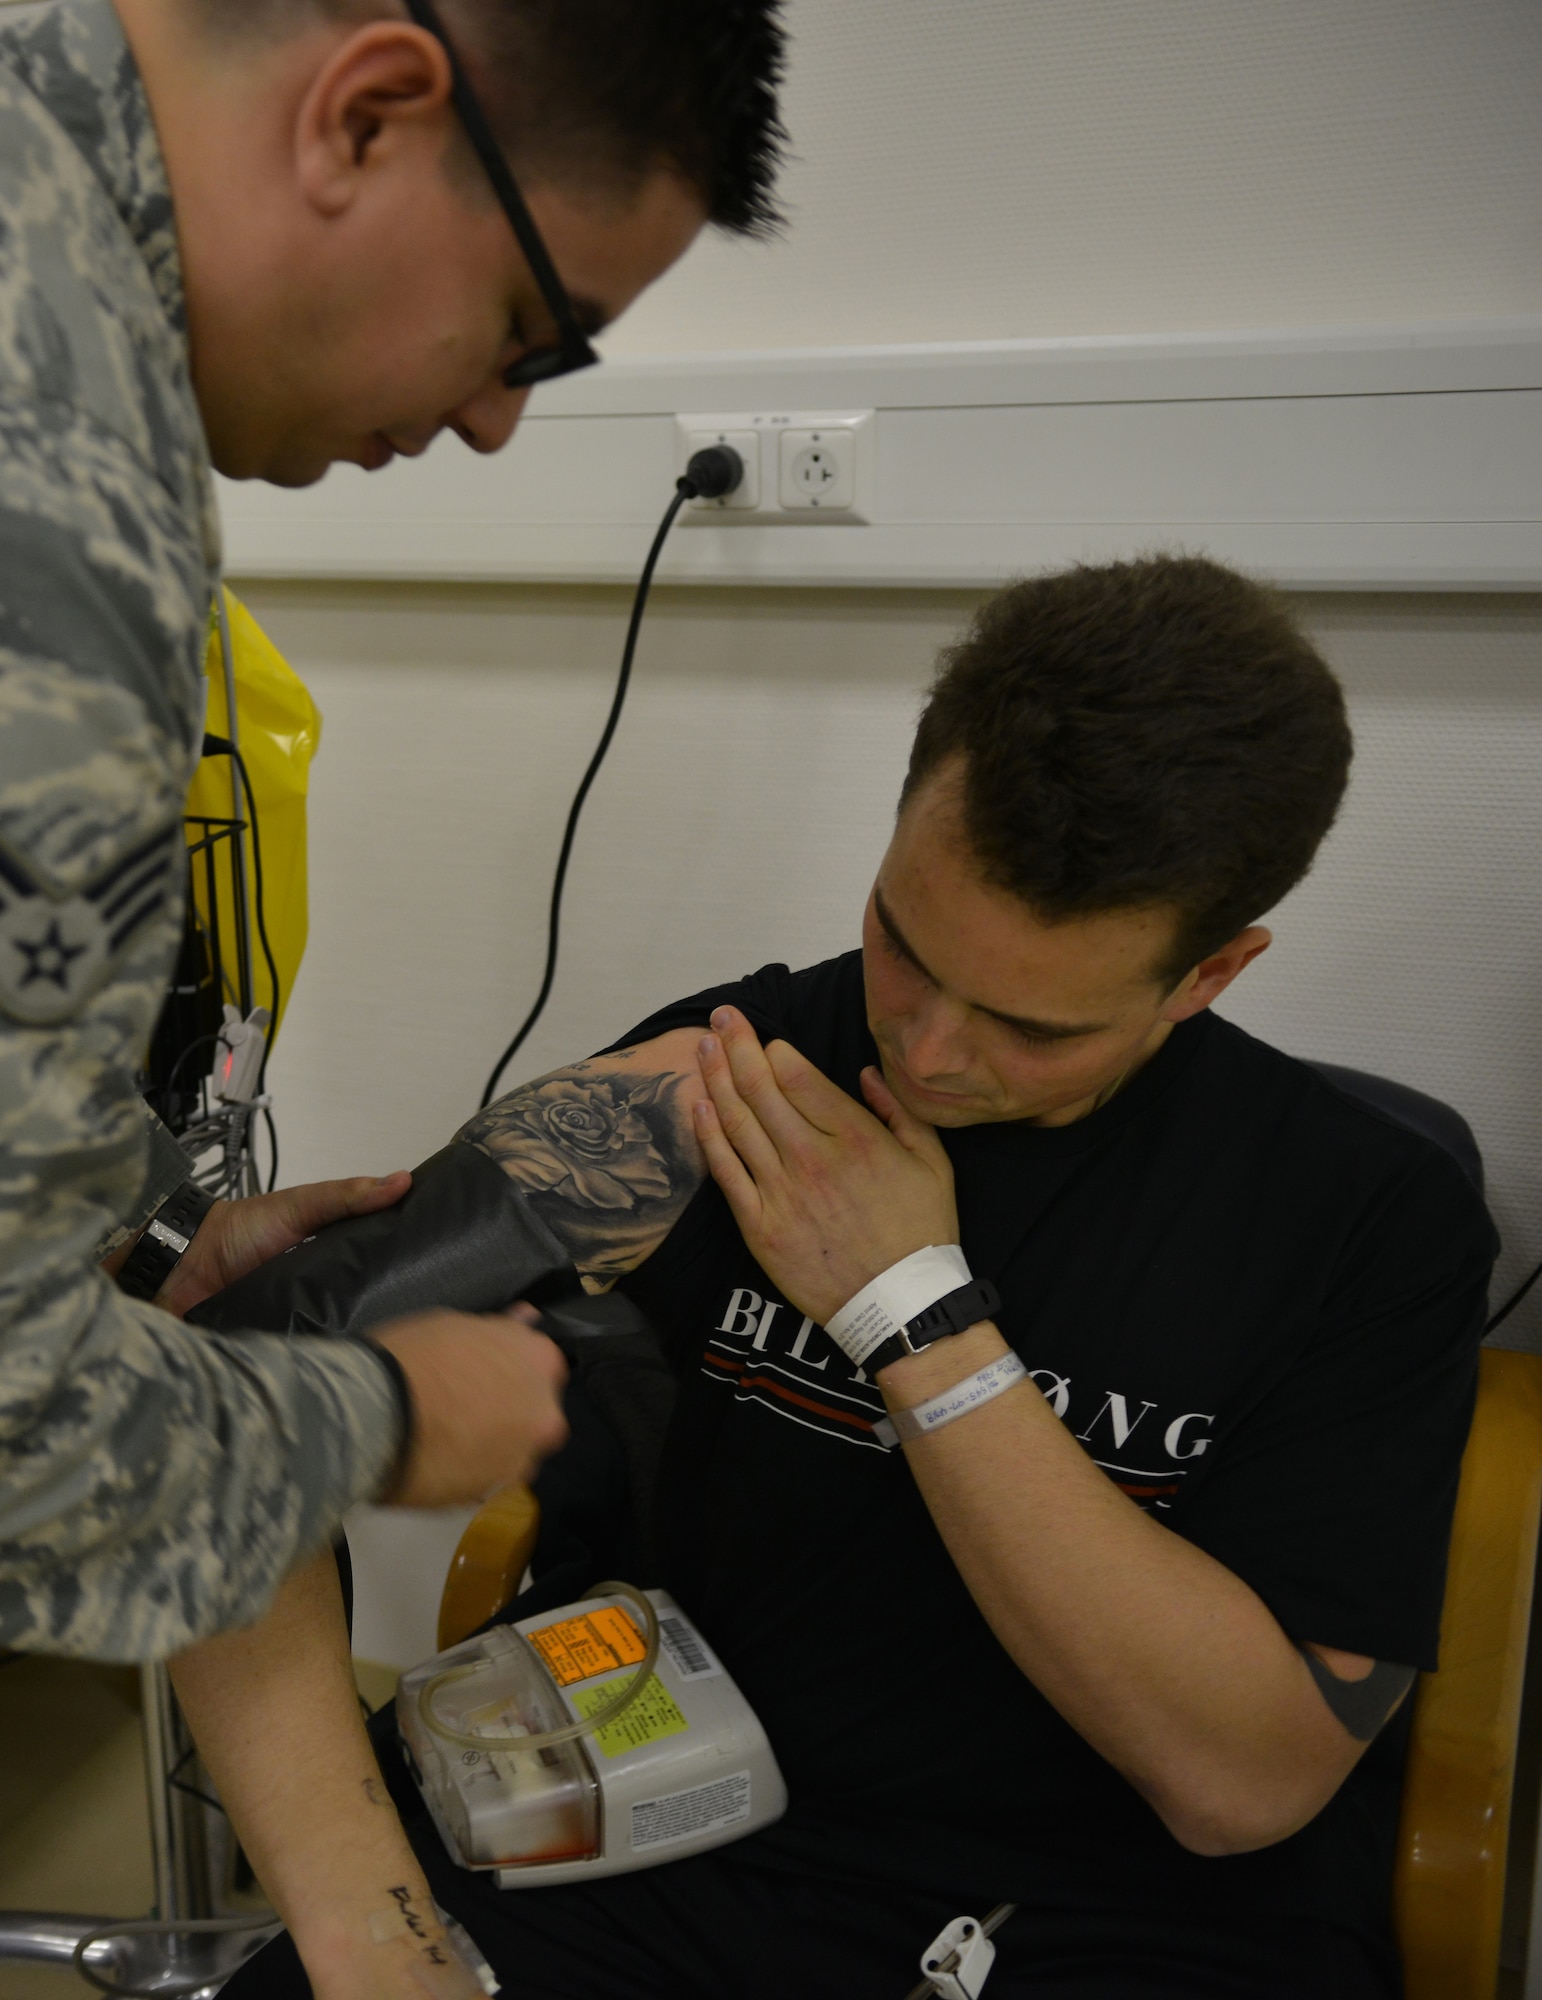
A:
<box><xmin>437</xmin><ymin>1484</ymin><xmax>542</xmax><ymax>1652</ymax></box>
<box><xmin>1395</xmin><ymin>1347</ymin><xmax>1542</xmax><ymax>2000</ymax></box>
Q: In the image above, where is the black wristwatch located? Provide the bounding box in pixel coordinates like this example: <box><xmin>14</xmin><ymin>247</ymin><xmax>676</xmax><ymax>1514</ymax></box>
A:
<box><xmin>117</xmin><ymin>1178</ymin><xmax>218</xmax><ymax>1302</ymax></box>
<box><xmin>863</xmin><ymin>1277</ymin><xmax>1001</xmax><ymax>1376</ymax></box>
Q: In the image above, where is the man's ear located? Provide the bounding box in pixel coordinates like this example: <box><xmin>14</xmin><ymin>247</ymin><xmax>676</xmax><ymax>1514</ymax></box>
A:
<box><xmin>295</xmin><ymin>23</ymin><xmax>456</xmax><ymax>218</ymax></box>
<box><xmin>1160</xmin><ymin>926</ymin><xmax>1273</xmax><ymax>1023</ymax></box>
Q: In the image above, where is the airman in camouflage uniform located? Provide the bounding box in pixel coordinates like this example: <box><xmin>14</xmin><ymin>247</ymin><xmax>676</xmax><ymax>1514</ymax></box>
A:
<box><xmin>0</xmin><ymin>0</ymin><xmax>780</xmax><ymax>1662</ymax></box>
<box><xmin>0</xmin><ymin>0</ymin><xmax>406</xmax><ymax>1660</ymax></box>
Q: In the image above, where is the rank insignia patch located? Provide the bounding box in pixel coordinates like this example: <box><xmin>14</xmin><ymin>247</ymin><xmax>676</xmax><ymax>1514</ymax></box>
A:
<box><xmin>0</xmin><ymin>828</ymin><xmax>179</xmax><ymax>1026</ymax></box>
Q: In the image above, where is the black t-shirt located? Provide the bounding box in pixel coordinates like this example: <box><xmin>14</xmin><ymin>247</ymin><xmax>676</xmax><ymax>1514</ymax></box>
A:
<box><xmin>590</xmin><ymin>951</ymin><xmax>1496</xmax><ymax>1947</ymax></box>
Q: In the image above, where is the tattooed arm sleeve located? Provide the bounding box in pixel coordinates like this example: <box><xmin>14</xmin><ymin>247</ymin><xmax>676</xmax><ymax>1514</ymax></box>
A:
<box><xmin>454</xmin><ymin>1028</ymin><xmax>712</xmax><ymax>1286</ymax></box>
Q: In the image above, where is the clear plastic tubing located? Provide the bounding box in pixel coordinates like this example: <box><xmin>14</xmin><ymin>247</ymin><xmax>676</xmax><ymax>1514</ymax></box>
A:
<box><xmin>418</xmin><ymin>1580</ymin><xmax>660</xmax><ymax>1755</ymax></box>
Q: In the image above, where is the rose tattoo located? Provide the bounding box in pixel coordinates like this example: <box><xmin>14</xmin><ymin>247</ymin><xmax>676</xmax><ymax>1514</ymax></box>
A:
<box><xmin>458</xmin><ymin>1066</ymin><xmax>700</xmax><ymax>1279</ymax></box>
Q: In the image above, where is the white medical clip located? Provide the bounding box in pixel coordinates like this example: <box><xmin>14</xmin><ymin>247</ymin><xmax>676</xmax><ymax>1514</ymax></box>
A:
<box><xmin>916</xmin><ymin>1914</ymin><xmax>997</xmax><ymax>1999</ymax></box>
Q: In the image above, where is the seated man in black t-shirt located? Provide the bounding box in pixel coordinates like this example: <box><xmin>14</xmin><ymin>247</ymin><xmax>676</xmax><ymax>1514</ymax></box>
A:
<box><xmin>184</xmin><ymin>555</ymin><xmax>1495</xmax><ymax>2000</ymax></box>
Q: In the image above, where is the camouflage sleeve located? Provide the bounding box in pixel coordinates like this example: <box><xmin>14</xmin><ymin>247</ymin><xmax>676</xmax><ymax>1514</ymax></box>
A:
<box><xmin>0</xmin><ymin>402</ymin><xmax>405</xmax><ymax>1661</ymax></box>
<box><xmin>0</xmin><ymin>1287</ymin><xmax>405</xmax><ymax>1661</ymax></box>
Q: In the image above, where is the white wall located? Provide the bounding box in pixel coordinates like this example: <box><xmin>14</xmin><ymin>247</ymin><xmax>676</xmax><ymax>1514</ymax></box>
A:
<box><xmin>607</xmin><ymin>0</ymin><xmax>1542</xmax><ymax>355</ymax></box>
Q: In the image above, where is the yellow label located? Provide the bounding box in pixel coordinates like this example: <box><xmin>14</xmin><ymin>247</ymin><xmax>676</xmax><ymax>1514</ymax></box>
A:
<box><xmin>528</xmin><ymin>1607</ymin><xmax>646</xmax><ymax>1688</ymax></box>
<box><xmin>571</xmin><ymin>1673</ymin><xmax>689</xmax><ymax>1759</ymax></box>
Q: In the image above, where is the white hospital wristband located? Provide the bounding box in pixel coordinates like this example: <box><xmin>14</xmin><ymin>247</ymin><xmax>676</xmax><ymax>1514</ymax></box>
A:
<box><xmin>824</xmin><ymin>1244</ymin><xmax>972</xmax><ymax>1370</ymax></box>
<box><xmin>872</xmin><ymin>1351</ymin><xmax>1028</xmax><ymax>1451</ymax></box>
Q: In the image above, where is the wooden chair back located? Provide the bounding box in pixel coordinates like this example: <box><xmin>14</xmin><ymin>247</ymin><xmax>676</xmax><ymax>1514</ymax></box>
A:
<box><xmin>437</xmin><ymin>1485</ymin><xmax>542</xmax><ymax>1653</ymax></box>
<box><xmin>1396</xmin><ymin>1346</ymin><xmax>1542</xmax><ymax>1998</ymax></box>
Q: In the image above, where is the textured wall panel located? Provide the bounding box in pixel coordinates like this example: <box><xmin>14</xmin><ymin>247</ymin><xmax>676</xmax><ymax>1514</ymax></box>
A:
<box><xmin>218</xmin><ymin>332</ymin><xmax>1542</xmax><ymax>592</ymax></box>
<box><xmin>608</xmin><ymin>0</ymin><xmax>1542</xmax><ymax>355</ymax></box>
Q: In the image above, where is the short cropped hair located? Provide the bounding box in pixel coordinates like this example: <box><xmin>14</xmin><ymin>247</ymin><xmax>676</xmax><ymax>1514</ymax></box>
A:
<box><xmin>903</xmin><ymin>555</ymin><xmax>1353</xmax><ymax>986</ymax></box>
<box><xmin>193</xmin><ymin>0</ymin><xmax>787</xmax><ymax>236</ymax></box>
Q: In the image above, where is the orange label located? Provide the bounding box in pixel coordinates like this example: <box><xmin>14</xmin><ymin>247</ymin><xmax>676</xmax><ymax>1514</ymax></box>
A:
<box><xmin>528</xmin><ymin>1607</ymin><xmax>646</xmax><ymax>1688</ymax></box>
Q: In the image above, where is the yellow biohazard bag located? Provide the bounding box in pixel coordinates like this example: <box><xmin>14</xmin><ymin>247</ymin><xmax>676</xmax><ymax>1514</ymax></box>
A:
<box><xmin>184</xmin><ymin>590</ymin><xmax>321</xmax><ymax>1039</ymax></box>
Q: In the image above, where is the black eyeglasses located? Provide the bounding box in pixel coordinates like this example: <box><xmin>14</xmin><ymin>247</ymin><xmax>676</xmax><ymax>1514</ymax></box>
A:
<box><xmin>402</xmin><ymin>0</ymin><xmax>601</xmax><ymax>389</ymax></box>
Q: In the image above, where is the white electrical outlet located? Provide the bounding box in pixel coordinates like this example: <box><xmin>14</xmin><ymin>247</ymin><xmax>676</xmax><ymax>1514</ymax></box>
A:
<box><xmin>676</xmin><ymin>412</ymin><xmax>874</xmax><ymax>524</ymax></box>
<box><xmin>676</xmin><ymin>419</ymin><xmax>762</xmax><ymax>510</ymax></box>
<box><xmin>780</xmin><ymin>427</ymin><xmax>857</xmax><ymax>511</ymax></box>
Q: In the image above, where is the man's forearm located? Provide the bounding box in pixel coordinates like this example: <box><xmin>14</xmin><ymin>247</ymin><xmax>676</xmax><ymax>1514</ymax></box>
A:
<box><xmin>170</xmin><ymin>1552</ymin><xmax>444</xmax><ymax>1993</ymax></box>
<box><xmin>878</xmin><ymin>1322</ymin><xmax>1365</xmax><ymax>1854</ymax></box>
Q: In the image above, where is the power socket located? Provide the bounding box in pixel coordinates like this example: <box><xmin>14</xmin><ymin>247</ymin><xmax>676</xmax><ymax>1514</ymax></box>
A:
<box><xmin>677</xmin><ymin>421</ymin><xmax>762</xmax><ymax>510</ymax></box>
<box><xmin>779</xmin><ymin>425</ymin><xmax>859</xmax><ymax>512</ymax></box>
<box><xmin>676</xmin><ymin>412</ymin><xmax>874</xmax><ymax>525</ymax></box>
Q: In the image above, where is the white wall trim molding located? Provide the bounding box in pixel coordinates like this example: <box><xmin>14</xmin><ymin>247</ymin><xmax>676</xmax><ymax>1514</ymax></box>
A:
<box><xmin>220</xmin><ymin>319</ymin><xmax>1542</xmax><ymax>594</ymax></box>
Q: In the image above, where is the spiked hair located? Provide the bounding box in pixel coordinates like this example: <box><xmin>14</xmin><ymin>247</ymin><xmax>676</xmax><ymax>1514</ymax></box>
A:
<box><xmin>193</xmin><ymin>0</ymin><xmax>787</xmax><ymax>234</ymax></box>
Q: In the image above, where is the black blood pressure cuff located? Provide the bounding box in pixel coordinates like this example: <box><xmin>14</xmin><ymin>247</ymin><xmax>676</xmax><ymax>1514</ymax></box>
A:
<box><xmin>186</xmin><ymin>1141</ymin><xmax>679</xmax><ymax>1566</ymax></box>
<box><xmin>187</xmin><ymin>1142</ymin><xmax>578</xmax><ymax>1337</ymax></box>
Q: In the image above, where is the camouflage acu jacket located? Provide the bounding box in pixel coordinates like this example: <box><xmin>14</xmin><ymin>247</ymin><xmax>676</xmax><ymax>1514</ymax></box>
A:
<box><xmin>0</xmin><ymin>0</ymin><xmax>403</xmax><ymax>1660</ymax></box>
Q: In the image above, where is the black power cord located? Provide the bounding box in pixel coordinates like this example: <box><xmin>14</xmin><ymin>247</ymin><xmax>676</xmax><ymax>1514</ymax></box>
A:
<box><xmin>479</xmin><ymin>445</ymin><xmax>744</xmax><ymax>1109</ymax></box>
<box><xmin>201</xmin><ymin>733</ymin><xmax>283</xmax><ymax>1190</ymax></box>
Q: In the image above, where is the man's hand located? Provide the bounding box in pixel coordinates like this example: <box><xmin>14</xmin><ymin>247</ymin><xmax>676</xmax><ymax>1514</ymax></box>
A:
<box><xmin>693</xmin><ymin>1006</ymin><xmax>959</xmax><ymax>1326</ymax></box>
<box><xmin>141</xmin><ymin>1166</ymin><xmax>568</xmax><ymax>1509</ymax></box>
<box><xmin>153</xmin><ymin>1172</ymin><xmax>414</xmax><ymax>1319</ymax></box>
<box><xmin>373</xmin><ymin>1307</ymin><xmax>568</xmax><ymax>1507</ymax></box>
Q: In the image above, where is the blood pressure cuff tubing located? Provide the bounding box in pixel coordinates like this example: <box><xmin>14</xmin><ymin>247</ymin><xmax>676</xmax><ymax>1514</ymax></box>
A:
<box><xmin>186</xmin><ymin>1140</ymin><xmax>678</xmax><ymax>1577</ymax></box>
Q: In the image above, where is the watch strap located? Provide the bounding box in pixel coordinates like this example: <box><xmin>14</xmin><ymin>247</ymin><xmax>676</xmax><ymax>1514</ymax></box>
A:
<box><xmin>118</xmin><ymin>1178</ymin><xmax>218</xmax><ymax>1302</ymax></box>
<box><xmin>863</xmin><ymin>1276</ymin><xmax>1001</xmax><ymax>1376</ymax></box>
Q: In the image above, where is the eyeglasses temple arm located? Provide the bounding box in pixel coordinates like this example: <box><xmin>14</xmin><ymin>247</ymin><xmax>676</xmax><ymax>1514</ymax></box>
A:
<box><xmin>400</xmin><ymin>0</ymin><xmax>594</xmax><ymax>358</ymax></box>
